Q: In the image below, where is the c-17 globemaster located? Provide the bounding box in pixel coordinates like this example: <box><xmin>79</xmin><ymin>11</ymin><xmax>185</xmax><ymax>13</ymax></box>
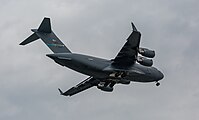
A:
<box><xmin>20</xmin><ymin>18</ymin><xmax>164</xmax><ymax>96</ymax></box>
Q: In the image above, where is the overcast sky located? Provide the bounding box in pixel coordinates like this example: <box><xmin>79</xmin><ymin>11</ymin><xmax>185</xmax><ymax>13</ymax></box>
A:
<box><xmin>0</xmin><ymin>0</ymin><xmax>199</xmax><ymax>120</ymax></box>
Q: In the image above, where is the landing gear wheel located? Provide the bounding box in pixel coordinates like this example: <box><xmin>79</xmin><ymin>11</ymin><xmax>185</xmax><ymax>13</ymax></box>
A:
<box><xmin>156</xmin><ymin>82</ymin><xmax>160</xmax><ymax>86</ymax></box>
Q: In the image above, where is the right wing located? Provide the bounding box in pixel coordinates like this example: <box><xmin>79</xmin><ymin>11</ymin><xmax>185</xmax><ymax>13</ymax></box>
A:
<box><xmin>58</xmin><ymin>77</ymin><xmax>100</xmax><ymax>96</ymax></box>
<box><xmin>112</xmin><ymin>22</ymin><xmax>141</xmax><ymax>67</ymax></box>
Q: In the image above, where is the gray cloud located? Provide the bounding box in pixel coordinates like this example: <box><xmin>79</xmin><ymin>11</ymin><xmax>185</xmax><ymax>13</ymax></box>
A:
<box><xmin>0</xmin><ymin>0</ymin><xmax>199</xmax><ymax>120</ymax></box>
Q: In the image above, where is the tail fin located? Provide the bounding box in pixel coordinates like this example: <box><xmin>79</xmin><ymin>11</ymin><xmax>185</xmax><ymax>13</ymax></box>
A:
<box><xmin>20</xmin><ymin>18</ymin><xmax>71</xmax><ymax>53</ymax></box>
<box><xmin>38</xmin><ymin>17</ymin><xmax>51</xmax><ymax>33</ymax></box>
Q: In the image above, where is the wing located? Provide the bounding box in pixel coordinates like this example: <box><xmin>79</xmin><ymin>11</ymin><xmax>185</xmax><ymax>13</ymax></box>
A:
<box><xmin>112</xmin><ymin>22</ymin><xmax>141</xmax><ymax>67</ymax></box>
<box><xmin>58</xmin><ymin>77</ymin><xmax>100</xmax><ymax>96</ymax></box>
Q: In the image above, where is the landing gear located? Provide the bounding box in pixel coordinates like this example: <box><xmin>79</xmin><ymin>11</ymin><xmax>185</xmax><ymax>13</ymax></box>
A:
<box><xmin>155</xmin><ymin>81</ymin><xmax>160</xmax><ymax>86</ymax></box>
<box><xmin>121</xmin><ymin>72</ymin><xmax>127</xmax><ymax>78</ymax></box>
<box><xmin>109</xmin><ymin>71</ymin><xmax>128</xmax><ymax>78</ymax></box>
<box><xmin>109</xmin><ymin>82</ymin><xmax>116</xmax><ymax>88</ymax></box>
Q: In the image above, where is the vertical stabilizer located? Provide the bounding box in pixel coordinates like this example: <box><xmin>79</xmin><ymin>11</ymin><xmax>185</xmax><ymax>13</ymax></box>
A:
<box><xmin>38</xmin><ymin>18</ymin><xmax>51</xmax><ymax>33</ymax></box>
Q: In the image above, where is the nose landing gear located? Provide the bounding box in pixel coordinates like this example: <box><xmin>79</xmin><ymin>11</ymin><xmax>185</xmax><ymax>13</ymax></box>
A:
<box><xmin>155</xmin><ymin>81</ymin><xmax>160</xmax><ymax>86</ymax></box>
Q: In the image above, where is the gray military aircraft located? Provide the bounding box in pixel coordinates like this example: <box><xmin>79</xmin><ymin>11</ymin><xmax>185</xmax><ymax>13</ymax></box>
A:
<box><xmin>20</xmin><ymin>18</ymin><xmax>164</xmax><ymax>96</ymax></box>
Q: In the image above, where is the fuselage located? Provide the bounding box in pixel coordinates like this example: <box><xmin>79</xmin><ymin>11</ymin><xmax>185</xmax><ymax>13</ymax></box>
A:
<box><xmin>46</xmin><ymin>53</ymin><xmax>164</xmax><ymax>83</ymax></box>
<box><xmin>20</xmin><ymin>18</ymin><xmax>164</xmax><ymax>96</ymax></box>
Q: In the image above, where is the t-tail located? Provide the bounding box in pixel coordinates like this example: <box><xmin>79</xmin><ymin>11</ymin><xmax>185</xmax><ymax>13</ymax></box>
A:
<box><xmin>20</xmin><ymin>17</ymin><xmax>71</xmax><ymax>53</ymax></box>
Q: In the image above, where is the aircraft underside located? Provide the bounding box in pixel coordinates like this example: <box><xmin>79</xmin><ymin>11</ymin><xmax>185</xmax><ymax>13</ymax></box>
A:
<box><xmin>20</xmin><ymin>18</ymin><xmax>164</xmax><ymax>96</ymax></box>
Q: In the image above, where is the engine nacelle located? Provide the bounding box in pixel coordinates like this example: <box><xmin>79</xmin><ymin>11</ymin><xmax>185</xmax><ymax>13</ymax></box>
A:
<box><xmin>97</xmin><ymin>85</ymin><xmax>113</xmax><ymax>92</ymax></box>
<box><xmin>138</xmin><ymin>48</ymin><xmax>155</xmax><ymax>58</ymax></box>
<box><xmin>137</xmin><ymin>56</ymin><xmax>153</xmax><ymax>67</ymax></box>
<box><xmin>119</xmin><ymin>79</ymin><xmax>130</xmax><ymax>85</ymax></box>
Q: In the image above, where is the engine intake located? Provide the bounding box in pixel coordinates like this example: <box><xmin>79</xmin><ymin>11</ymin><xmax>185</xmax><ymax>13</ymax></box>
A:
<box><xmin>138</xmin><ymin>48</ymin><xmax>155</xmax><ymax>58</ymax></box>
<box><xmin>137</xmin><ymin>56</ymin><xmax>153</xmax><ymax>67</ymax></box>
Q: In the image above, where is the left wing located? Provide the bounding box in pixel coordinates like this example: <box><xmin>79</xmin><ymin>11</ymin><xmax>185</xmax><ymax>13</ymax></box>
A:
<box><xmin>112</xmin><ymin>22</ymin><xmax>141</xmax><ymax>67</ymax></box>
<box><xmin>58</xmin><ymin>77</ymin><xmax>100</xmax><ymax>96</ymax></box>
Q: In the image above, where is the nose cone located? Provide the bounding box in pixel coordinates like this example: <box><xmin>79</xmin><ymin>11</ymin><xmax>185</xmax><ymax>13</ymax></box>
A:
<box><xmin>157</xmin><ymin>71</ymin><xmax>164</xmax><ymax>80</ymax></box>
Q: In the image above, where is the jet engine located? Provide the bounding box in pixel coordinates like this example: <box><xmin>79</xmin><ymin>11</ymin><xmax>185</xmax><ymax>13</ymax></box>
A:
<box><xmin>119</xmin><ymin>79</ymin><xmax>130</xmax><ymax>85</ymax></box>
<box><xmin>97</xmin><ymin>84</ymin><xmax>113</xmax><ymax>92</ymax></box>
<box><xmin>138</xmin><ymin>48</ymin><xmax>155</xmax><ymax>58</ymax></box>
<box><xmin>137</xmin><ymin>56</ymin><xmax>153</xmax><ymax>67</ymax></box>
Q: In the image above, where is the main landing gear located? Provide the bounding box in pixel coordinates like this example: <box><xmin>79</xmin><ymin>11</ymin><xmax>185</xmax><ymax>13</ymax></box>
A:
<box><xmin>109</xmin><ymin>71</ymin><xmax>127</xmax><ymax>78</ymax></box>
<box><xmin>155</xmin><ymin>81</ymin><xmax>160</xmax><ymax>86</ymax></box>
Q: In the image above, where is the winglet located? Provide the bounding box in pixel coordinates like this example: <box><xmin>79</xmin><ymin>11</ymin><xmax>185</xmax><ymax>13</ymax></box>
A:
<box><xmin>131</xmin><ymin>22</ymin><xmax>137</xmax><ymax>31</ymax></box>
<box><xmin>58</xmin><ymin>88</ymin><xmax>63</xmax><ymax>95</ymax></box>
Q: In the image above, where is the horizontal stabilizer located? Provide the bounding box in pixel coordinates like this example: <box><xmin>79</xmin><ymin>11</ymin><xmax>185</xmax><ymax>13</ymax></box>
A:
<box><xmin>19</xmin><ymin>33</ymin><xmax>39</xmax><ymax>45</ymax></box>
<box><xmin>38</xmin><ymin>17</ymin><xmax>52</xmax><ymax>33</ymax></box>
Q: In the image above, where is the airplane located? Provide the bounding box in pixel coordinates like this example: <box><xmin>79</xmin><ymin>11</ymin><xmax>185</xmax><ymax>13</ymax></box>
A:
<box><xmin>20</xmin><ymin>17</ymin><xmax>164</xmax><ymax>96</ymax></box>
